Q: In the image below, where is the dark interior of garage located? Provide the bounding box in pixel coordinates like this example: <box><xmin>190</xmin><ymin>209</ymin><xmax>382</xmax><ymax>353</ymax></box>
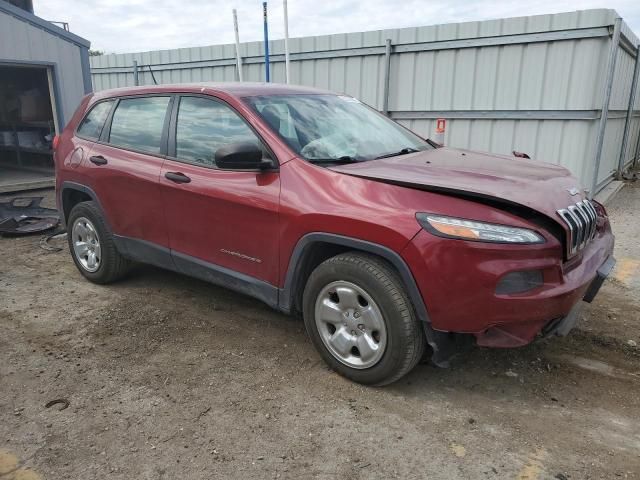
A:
<box><xmin>0</xmin><ymin>64</ymin><xmax>56</xmax><ymax>193</ymax></box>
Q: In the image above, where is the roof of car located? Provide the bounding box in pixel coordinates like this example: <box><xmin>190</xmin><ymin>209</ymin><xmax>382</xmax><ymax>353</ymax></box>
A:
<box><xmin>91</xmin><ymin>82</ymin><xmax>336</xmax><ymax>100</ymax></box>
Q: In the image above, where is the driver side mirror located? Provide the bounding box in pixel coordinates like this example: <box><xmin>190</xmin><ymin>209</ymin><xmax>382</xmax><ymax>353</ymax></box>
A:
<box><xmin>215</xmin><ymin>142</ymin><xmax>274</xmax><ymax>170</ymax></box>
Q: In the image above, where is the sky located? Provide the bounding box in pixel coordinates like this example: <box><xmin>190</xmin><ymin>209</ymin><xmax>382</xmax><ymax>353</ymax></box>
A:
<box><xmin>35</xmin><ymin>0</ymin><xmax>640</xmax><ymax>54</ymax></box>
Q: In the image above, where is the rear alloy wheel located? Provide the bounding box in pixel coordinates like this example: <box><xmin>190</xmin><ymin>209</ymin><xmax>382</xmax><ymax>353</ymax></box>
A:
<box><xmin>303</xmin><ymin>252</ymin><xmax>426</xmax><ymax>386</ymax></box>
<box><xmin>71</xmin><ymin>217</ymin><xmax>102</xmax><ymax>272</ymax></box>
<box><xmin>67</xmin><ymin>201</ymin><xmax>130</xmax><ymax>284</ymax></box>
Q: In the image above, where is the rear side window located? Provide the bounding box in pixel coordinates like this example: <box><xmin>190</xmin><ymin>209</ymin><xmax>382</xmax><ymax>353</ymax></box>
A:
<box><xmin>175</xmin><ymin>96</ymin><xmax>260</xmax><ymax>167</ymax></box>
<box><xmin>77</xmin><ymin>101</ymin><xmax>113</xmax><ymax>140</ymax></box>
<box><xmin>108</xmin><ymin>97</ymin><xmax>170</xmax><ymax>154</ymax></box>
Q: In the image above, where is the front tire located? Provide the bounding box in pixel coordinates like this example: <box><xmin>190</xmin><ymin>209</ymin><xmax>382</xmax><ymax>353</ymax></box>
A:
<box><xmin>302</xmin><ymin>252</ymin><xmax>425</xmax><ymax>386</ymax></box>
<box><xmin>67</xmin><ymin>201</ymin><xmax>130</xmax><ymax>284</ymax></box>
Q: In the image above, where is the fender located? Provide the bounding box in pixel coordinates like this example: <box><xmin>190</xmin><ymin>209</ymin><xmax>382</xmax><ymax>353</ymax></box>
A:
<box><xmin>279</xmin><ymin>233</ymin><xmax>428</xmax><ymax>320</ymax></box>
<box><xmin>279</xmin><ymin>232</ymin><xmax>454</xmax><ymax>364</ymax></box>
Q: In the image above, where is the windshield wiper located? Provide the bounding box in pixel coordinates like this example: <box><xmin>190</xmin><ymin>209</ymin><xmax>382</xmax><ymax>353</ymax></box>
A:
<box><xmin>375</xmin><ymin>147</ymin><xmax>420</xmax><ymax>160</ymax></box>
<box><xmin>308</xmin><ymin>156</ymin><xmax>360</xmax><ymax>164</ymax></box>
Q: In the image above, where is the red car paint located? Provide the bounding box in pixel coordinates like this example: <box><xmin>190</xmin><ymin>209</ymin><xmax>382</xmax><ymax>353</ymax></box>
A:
<box><xmin>329</xmin><ymin>148</ymin><xmax>586</xmax><ymax>220</ymax></box>
<box><xmin>55</xmin><ymin>83</ymin><xmax>615</xmax><ymax>350</ymax></box>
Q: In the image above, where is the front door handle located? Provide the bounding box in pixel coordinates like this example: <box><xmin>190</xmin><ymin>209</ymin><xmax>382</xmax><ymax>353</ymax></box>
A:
<box><xmin>89</xmin><ymin>155</ymin><xmax>108</xmax><ymax>166</ymax></box>
<box><xmin>165</xmin><ymin>172</ymin><xmax>191</xmax><ymax>184</ymax></box>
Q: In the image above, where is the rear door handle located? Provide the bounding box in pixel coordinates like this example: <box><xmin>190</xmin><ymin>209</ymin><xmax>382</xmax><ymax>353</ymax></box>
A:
<box><xmin>89</xmin><ymin>155</ymin><xmax>108</xmax><ymax>166</ymax></box>
<box><xmin>165</xmin><ymin>172</ymin><xmax>191</xmax><ymax>184</ymax></box>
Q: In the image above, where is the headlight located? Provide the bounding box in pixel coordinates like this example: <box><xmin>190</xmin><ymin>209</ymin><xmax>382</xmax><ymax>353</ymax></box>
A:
<box><xmin>416</xmin><ymin>213</ymin><xmax>545</xmax><ymax>244</ymax></box>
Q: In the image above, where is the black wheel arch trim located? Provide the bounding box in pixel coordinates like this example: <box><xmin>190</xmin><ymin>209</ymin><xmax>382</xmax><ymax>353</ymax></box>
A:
<box><xmin>279</xmin><ymin>233</ymin><xmax>430</xmax><ymax>321</ymax></box>
<box><xmin>279</xmin><ymin>232</ymin><xmax>451</xmax><ymax>363</ymax></box>
<box><xmin>59</xmin><ymin>181</ymin><xmax>112</xmax><ymax>230</ymax></box>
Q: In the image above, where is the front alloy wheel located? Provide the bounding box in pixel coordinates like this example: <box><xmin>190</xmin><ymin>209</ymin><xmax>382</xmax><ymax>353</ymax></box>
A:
<box><xmin>314</xmin><ymin>281</ymin><xmax>387</xmax><ymax>369</ymax></box>
<box><xmin>303</xmin><ymin>252</ymin><xmax>426</xmax><ymax>386</ymax></box>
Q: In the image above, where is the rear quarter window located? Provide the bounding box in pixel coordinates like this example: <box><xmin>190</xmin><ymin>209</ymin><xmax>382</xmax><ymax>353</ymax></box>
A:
<box><xmin>76</xmin><ymin>100</ymin><xmax>113</xmax><ymax>140</ymax></box>
<box><xmin>108</xmin><ymin>97</ymin><xmax>171</xmax><ymax>154</ymax></box>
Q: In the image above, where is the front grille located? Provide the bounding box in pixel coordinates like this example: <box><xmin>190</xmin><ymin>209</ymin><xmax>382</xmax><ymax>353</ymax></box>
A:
<box><xmin>556</xmin><ymin>200</ymin><xmax>598</xmax><ymax>256</ymax></box>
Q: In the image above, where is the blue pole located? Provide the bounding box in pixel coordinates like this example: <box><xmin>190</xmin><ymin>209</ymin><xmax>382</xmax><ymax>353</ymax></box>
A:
<box><xmin>263</xmin><ymin>2</ymin><xmax>270</xmax><ymax>82</ymax></box>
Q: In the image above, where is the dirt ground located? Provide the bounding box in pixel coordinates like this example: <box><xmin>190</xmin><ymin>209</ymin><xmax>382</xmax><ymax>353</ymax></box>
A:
<box><xmin>1</xmin><ymin>184</ymin><xmax>639</xmax><ymax>480</ymax></box>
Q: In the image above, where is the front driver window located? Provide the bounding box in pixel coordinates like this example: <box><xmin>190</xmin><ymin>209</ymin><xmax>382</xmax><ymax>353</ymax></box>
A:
<box><xmin>175</xmin><ymin>96</ymin><xmax>261</xmax><ymax>167</ymax></box>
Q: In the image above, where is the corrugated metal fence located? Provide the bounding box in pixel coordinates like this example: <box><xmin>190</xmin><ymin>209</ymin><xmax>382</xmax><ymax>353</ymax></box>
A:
<box><xmin>90</xmin><ymin>9</ymin><xmax>640</xmax><ymax>194</ymax></box>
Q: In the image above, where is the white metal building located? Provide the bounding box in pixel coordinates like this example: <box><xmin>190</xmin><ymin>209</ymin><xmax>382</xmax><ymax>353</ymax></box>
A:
<box><xmin>90</xmin><ymin>9</ymin><xmax>640</xmax><ymax>196</ymax></box>
<box><xmin>0</xmin><ymin>0</ymin><xmax>92</xmax><ymax>192</ymax></box>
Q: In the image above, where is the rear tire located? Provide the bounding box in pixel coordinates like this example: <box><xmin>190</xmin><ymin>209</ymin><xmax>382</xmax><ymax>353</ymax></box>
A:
<box><xmin>67</xmin><ymin>201</ymin><xmax>130</xmax><ymax>284</ymax></box>
<box><xmin>302</xmin><ymin>252</ymin><xmax>425</xmax><ymax>386</ymax></box>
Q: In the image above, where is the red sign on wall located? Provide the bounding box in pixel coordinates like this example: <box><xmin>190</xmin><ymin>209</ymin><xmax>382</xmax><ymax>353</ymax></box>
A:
<box><xmin>436</xmin><ymin>118</ymin><xmax>446</xmax><ymax>134</ymax></box>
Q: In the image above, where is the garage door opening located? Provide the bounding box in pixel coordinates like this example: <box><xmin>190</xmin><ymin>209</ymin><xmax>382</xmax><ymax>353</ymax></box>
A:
<box><xmin>0</xmin><ymin>64</ymin><xmax>58</xmax><ymax>193</ymax></box>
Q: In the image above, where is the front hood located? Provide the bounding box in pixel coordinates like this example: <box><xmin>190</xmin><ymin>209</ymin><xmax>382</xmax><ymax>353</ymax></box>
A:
<box><xmin>328</xmin><ymin>147</ymin><xmax>587</xmax><ymax>219</ymax></box>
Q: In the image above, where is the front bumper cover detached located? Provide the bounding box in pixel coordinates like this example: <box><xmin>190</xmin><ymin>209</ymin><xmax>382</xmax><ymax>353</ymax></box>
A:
<box><xmin>543</xmin><ymin>255</ymin><xmax>616</xmax><ymax>337</ymax></box>
<box><xmin>582</xmin><ymin>255</ymin><xmax>616</xmax><ymax>303</ymax></box>
<box><xmin>475</xmin><ymin>255</ymin><xmax>616</xmax><ymax>348</ymax></box>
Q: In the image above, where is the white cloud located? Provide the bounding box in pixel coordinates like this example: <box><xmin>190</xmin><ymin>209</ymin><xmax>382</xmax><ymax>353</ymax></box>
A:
<box><xmin>34</xmin><ymin>0</ymin><xmax>640</xmax><ymax>53</ymax></box>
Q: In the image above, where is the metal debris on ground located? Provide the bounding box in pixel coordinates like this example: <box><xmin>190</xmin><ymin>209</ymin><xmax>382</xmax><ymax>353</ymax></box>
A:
<box><xmin>0</xmin><ymin>197</ymin><xmax>60</xmax><ymax>236</ymax></box>
<box><xmin>39</xmin><ymin>230</ymin><xmax>68</xmax><ymax>252</ymax></box>
<box><xmin>44</xmin><ymin>399</ymin><xmax>70</xmax><ymax>411</ymax></box>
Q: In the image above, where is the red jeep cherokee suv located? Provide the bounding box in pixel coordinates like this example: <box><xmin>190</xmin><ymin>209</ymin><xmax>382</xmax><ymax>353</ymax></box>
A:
<box><xmin>55</xmin><ymin>83</ymin><xmax>615</xmax><ymax>385</ymax></box>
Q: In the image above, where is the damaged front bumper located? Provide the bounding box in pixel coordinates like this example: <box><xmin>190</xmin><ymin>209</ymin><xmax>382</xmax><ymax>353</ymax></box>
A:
<box><xmin>542</xmin><ymin>255</ymin><xmax>616</xmax><ymax>337</ymax></box>
<box><xmin>582</xmin><ymin>255</ymin><xmax>616</xmax><ymax>303</ymax></box>
<box><xmin>476</xmin><ymin>255</ymin><xmax>616</xmax><ymax>347</ymax></box>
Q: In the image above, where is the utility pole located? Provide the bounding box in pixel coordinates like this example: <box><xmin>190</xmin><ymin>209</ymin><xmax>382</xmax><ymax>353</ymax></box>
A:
<box><xmin>263</xmin><ymin>2</ymin><xmax>270</xmax><ymax>82</ymax></box>
<box><xmin>232</xmin><ymin>9</ymin><xmax>243</xmax><ymax>81</ymax></box>
<box><xmin>283</xmin><ymin>0</ymin><xmax>291</xmax><ymax>83</ymax></box>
